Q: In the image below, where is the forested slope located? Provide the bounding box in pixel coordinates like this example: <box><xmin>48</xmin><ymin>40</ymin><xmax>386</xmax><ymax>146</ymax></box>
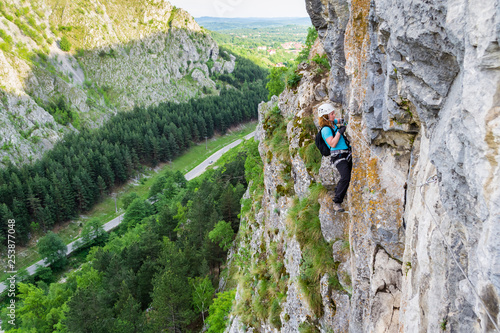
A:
<box><xmin>0</xmin><ymin>0</ymin><xmax>236</xmax><ymax>166</ymax></box>
<box><xmin>0</xmin><ymin>141</ymin><xmax>259</xmax><ymax>332</ymax></box>
<box><xmin>0</xmin><ymin>54</ymin><xmax>267</xmax><ymax>246</ymax></box>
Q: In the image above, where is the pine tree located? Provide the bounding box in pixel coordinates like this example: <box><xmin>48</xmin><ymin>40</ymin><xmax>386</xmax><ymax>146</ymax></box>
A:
<box><xmin>72</xmin><ymin>176</ymin><xmax>89</xmax><ymax>212</ymax></box>
<box><xmin>11</xmin><ymin>198</ymin><xmax>30</xmax><ymax>244</ymax></box>
<box><xmin>47</xmin><ymin>184</ymin><xmax>61</xmax><ymax>223</ymax></box>
<box><xmin>65</xmin><ymin>287</ymin><xmax>113</xmax><ymax>333</ymax></box>
<box><xmin>158</xmin><ymin>136</ymin><xmax>171</xmax><ymax>162</ymax></box>
<box><xmin>56</xmin><ymin>173</ymin><xmax>76</xmax><ymax>221</ymax></box>
<box><xmin>122</xmin><ymin>148</ymin><xmax>134</xmax><ymax>178</ymax></box>
<box><xmin>0</xmin><ymin>203</ymin><xmax>13</xmax><ymax>250</ymax></box>
<box><xmin>150</xmin><ymin>239</ymin><xmax>193</xmax><ymax>331</ymax></box>
<box><xmin>151</xmin><ymin>136</ymin><xmax>160</xmax><ymax>166</ymax></box>
<box><xmin>99</xmin><ymin>156</ymin><xmax>115</xmax><ymax>188</ymax></box>
<box><xmin>79</xmin><ymin>169</ymin><xmax>97</xmax><ymax>208</ymax></box>
<box><xmin>97</xmin><ymin>176</ymin><xmax>107</xmax><ymax>196</ymax></box>
<box><xmin>130</xmin><ymin>148</ymin><xmax>140</xmax><ymax>171</ymax></box>
<box><xmin>0</xmin><ymin>184</ymin><xmax>11</xmax><ymax>210</ymax></box>
<box><xmin>40</xmin><ymin>206</ymin><xmax>54</xmax><ymax>231</ymax></box>
<box><xmin>113</xmin><ymin>286</ymin><xmax>146</xmax><ymax>332</ymax></box>
<box><xmin>42</xmin><ymin>194</ymin><xmax>55</xmax><ymax>230</ymax></box>
<box><xmin>168</xmin><ymin>133</ymin><xmax>179</xmax><ymax>158</ymax></box>
<box><xmin>26</xmin><ymin>185</ymin><xmax>41</xmax><ymax>222</ymax></box>
<box><xmin>112</xmin><ymin>157</ymin><xmax>127</xmax><ymax>184</ymax></box>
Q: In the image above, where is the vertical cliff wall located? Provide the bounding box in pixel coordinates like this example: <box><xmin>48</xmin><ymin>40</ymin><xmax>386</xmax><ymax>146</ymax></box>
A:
<box><xmin>224</xmin><ymin>0</ymin><xmax>500</xmax><ymax>332</ymax></box>
<box><xmin>306</xmin><ymin>0</ymin><xmax>500</xmax><ymax>331</ymax></box>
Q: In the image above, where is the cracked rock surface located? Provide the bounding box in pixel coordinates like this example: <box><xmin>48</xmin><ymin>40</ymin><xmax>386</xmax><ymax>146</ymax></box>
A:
<box><xmin>227</xmin><ymin>0</ymin><xmax>500</xmax><ymax>332</ymax></box>
<box><xmin>305</xmin><ymin>0</ymin><xmax>500</xmax><ymax>332</ymax></box>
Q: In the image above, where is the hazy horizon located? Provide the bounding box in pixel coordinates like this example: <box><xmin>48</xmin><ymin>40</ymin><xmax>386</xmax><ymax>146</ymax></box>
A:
<box><xmin>169</xmin><ymin>0</ymin><xmax>308</xmax><ymax>18</ymax></box>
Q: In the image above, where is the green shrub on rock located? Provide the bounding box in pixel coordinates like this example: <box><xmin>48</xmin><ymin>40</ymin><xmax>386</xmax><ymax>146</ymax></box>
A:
<box><xmin>206</xmin><ymin>289</ymin><xmax>236</xmax><ymax>333</ymax></box>
<box><xmin>60</xmin><ymin>36</ymin><xmax>71</xmax><ymax>51</ymax></box>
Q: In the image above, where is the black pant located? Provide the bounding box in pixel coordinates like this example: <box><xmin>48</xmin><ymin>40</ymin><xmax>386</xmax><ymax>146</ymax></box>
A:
<box><xmin>333</xmin><ymin>158</ymin><xmax>352</xmax><ymax>204</ymax></box>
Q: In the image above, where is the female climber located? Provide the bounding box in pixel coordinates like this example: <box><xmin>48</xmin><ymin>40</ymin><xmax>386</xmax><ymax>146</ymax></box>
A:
<box><xmin>317</xmin><ymin>102</ymin><xmax>352</xmax><ymax>212</ymax></box>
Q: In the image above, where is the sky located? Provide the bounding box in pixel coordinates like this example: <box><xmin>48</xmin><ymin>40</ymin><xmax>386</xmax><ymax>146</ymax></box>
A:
<box><xmin>168</xmin><ymin>0</ymin><xmax>308</xmax><ymax>18</ymax></box>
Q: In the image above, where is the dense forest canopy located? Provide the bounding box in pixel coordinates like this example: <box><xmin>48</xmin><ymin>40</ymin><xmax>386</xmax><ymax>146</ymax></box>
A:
<box><xmin>0</xmin><ymin>141</ymin><xmax>262</xmax><ymax>332</ymax></box>
<box><xmin>0</xmin><ymin>51</ymin><xmax>268</xmax><ymax>247</ymax></box>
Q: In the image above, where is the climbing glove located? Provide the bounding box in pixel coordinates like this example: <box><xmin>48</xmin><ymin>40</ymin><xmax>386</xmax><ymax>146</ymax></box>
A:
<box><xmin>338</xmin><ymin>126</ymin><xmax>347</xmax><ymax>135</ymax></box>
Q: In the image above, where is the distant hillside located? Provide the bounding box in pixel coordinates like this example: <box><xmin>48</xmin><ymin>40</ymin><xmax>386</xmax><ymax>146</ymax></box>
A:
<box><xmin>195</xmin><ymin>17</ymin><xmax>311</xmax><ymax>31</ymax></box>
<box><xmin>0</xmin><ymin>0</ymin><xmax>237</xmax><ymax>167</ymax></box>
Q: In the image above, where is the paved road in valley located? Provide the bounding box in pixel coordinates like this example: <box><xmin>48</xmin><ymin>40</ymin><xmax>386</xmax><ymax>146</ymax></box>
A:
<box><xmin>0</xmin><ymin>131</ymin><xmax>256</xmax><ymax>294</ymax></box>
<box><xmin>184</xmin><ymin>131</ymin><xmax>255</xmax><ymax>180</ymax></box>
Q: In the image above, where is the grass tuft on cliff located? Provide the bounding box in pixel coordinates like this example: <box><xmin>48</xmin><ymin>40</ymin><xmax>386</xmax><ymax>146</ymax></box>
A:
<box><xmin>287</xmin><ymin>182</ymin><xmax>342</xmax><ymax>318</ymax></box>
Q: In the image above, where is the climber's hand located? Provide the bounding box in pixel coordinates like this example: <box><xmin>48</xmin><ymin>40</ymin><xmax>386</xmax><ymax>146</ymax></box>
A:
<box><xmin>338</xmin><ymin>126</ymin><xmax>346</xmax><ymax>135</ymax></box>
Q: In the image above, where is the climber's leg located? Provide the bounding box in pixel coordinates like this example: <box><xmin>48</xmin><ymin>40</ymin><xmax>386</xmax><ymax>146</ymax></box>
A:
<box><xmin>333</xmin><ymin>159</ymin><xmax>352</xmax><ymax>204</ymax></box>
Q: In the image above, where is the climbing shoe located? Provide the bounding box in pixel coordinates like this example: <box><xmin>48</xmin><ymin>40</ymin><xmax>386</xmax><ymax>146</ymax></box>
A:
<box><xmin>333</xmin><ymin>203</ymin><xmax>345</xmax><ymax>212</ymax></box>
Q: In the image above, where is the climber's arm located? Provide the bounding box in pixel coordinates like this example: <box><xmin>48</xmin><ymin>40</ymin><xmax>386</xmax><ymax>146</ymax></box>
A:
<box><xmin>325</xmin><ymin>132</ymin><xmax>341</xmax><ymax>148</ymax></box>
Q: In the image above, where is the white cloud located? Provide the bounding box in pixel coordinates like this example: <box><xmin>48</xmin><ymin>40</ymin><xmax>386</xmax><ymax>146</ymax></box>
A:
<box><xmin>169</xmin><ymin>0</ymin><xmax>308</xmax><ymax>18</ymax></box>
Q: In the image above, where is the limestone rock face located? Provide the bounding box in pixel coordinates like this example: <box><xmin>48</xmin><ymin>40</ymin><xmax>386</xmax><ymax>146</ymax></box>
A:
<box><xmin>225</xmin><ymin>1</ymin><xmax>499</xmax><ymax>332</ymax></box>
<box><xmin>304</xmin><ymin>0</ymin><xmax>500</xmax><ymax>332</ymax></box>
<box><xmin>227</xmin><ymin>46</ymin><xmax>353</xmax><ymax>333</ymax></box>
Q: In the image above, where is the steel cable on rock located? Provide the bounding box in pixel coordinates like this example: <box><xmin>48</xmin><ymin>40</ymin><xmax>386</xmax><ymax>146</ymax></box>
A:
<box><xmin>419</xmin><ymin>175</ymin><xmax>500</xmax><ymax>333</ymax></box>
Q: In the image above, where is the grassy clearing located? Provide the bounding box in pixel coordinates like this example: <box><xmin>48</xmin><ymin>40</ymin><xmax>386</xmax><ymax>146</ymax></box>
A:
<box><xmin>0</xmin><ymin>121</ymin><xmax>256</xmax><ymax>283</ymax></box>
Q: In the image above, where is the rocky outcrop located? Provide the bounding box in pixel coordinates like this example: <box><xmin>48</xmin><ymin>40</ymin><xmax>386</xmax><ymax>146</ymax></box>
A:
<box><xmin>310</xmin><ymin>0</ymin><xmax>499</xmax><ymax>332</ymax></box>
<box><xmin>225</xmin><ymin>0</ymin><xmax>499</xmax><ymax>332</ymax></box>
<box><xmin>227</xmin><ymin>46</ymin><xmax>355</xmax><ymax>332</ymax></box>
<box><xmin>0</xmin><ymin>0</ymin><xmax>235</xmax><ymax>166</ymax></box>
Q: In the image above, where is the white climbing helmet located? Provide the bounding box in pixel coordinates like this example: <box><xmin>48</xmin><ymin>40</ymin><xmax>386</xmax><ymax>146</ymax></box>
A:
<box><xmin>317</xmin><ymin>103</ymin><xmax>335</xmax><ymax>117</ymax></box>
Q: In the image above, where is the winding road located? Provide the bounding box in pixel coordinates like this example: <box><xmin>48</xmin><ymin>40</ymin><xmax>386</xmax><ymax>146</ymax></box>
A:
<box><xmin>0</xmin><ymin>131</ymin><xmax>256</xmax><ymax>294</ymax></box>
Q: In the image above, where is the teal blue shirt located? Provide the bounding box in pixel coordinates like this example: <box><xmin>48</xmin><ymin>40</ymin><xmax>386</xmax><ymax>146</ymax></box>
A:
<box><xmin>321</xmin><ymin>120</ymin><xmax>348</xmax><ymax>151</ymax></box>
